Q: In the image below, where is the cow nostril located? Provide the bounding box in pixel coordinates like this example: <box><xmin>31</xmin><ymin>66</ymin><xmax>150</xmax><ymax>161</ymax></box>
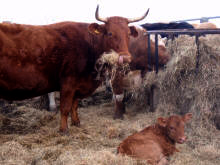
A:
<box><xmin>118</xmin><ymin>56</ymin><xmax>124</xmax><ymax>64</ymax></box>
<box><xmin>118</xmin><ymin>55</ymin><xmax>130</xmax><ymax>64</ymax></box>
<box><xmin>178</xmin><ymin>136</ymin><xmax>187</xmax><ymax>143</ymax></box>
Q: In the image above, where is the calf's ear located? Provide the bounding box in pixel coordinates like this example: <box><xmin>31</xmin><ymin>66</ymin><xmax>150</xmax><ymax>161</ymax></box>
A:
<box><xmin>129</xmin><ymin>26</ymin><xmax>138</xmax><ymax>37</ymax></box>
<box><xmin>157</xmin><ymin>117</ymin><xmax>167</xmax><ymax>127</ymax></box>
<box><xmin>88</xmin><ymin>23</ymin><xmax>106</xmax><ymax>35</ymax></box>
<box><xmin>182</xmin><ymin>113</ymin><xmax>193</xmax><ymax>123</ymax></box>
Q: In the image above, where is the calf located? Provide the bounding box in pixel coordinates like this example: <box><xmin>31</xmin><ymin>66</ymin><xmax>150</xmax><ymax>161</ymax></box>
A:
<box><xmin>117</xmin><ymin>113</ymin><xmax>192</xmax><ymax>165</ymax></box>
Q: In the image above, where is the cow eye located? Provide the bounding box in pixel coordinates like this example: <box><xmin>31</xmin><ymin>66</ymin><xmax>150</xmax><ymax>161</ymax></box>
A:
<box><xmin>170</xmin><ymin>126</ymin><xmax>175</xmax><ymax>130</ymax></box>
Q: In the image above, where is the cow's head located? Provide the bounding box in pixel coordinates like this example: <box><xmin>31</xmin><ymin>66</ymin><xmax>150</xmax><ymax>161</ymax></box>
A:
<box><xmin>157</xmin><ymin>45</ymin><xmax>171</xmax><ymax>69</ymax></box>
<box><xmin>89</xmin><ymin>5</ymin><xmax>149</xmax><ymax>65</ymax></box>
<box><xmin>157</xmin><ymin>113</ymin><xmax>193</xmax><ymax>144</ymax></box>
<box><xmin>146</xmin><ymin>43</ymin><xmax>171</xmax><ymax>71</ymax></box>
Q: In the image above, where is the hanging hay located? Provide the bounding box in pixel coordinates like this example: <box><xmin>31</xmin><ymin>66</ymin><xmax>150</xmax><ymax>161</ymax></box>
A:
<box><xmin>99</xmin><ymin>50</ymin><xmax>120</xmax><ymax>66</ymax></box>
<box><xmin>95</xmin><ymin>50</ymin><xmax>130</xmax><ymax>81</ymax></box>
<box><xmin>121</xmin><ymin>70</ymin><xmax>143</xmax><ymax>91</ymax></box>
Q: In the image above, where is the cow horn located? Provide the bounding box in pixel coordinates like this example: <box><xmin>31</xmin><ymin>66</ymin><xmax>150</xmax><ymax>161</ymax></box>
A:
<box><xmin>127</xmin><ymin>8</ymin><xmax>150</xmax><ymax>23</ymax></box>
<box><xmin>95</xmin><ymin>5</ymin><xmax>107</xmax><ymax>23</ymax></box>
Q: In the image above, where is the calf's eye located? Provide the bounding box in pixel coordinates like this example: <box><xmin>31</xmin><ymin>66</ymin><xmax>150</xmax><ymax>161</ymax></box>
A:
<box><xmin>170</xmin><ymin>126</ymin><xmax>175</xmax><ymax>130</ymax></box>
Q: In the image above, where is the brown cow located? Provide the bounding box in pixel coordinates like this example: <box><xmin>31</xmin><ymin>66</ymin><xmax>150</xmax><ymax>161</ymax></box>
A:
<box><xmin>111</xmin><ymin>28</ymin><xmax>170</xmax><ymax>119</ymax></box>
<box><xmin>0</xmin><ymin>5</ymin><xmax>150</xmax><ymax>133</ymax></box>
<box><xmin>192</xmin><ymin>22</ymin><xmax>217</xmax><ymax>29</ymax></box>
<box><xmin>117</xmin><ymin>113</ymin><xmax>193</xmax><ymax>165</ymax></box>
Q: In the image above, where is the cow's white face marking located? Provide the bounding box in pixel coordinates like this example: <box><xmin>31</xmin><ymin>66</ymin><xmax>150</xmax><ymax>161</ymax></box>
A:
<box><xmin>114</xmin><ymin>93</ymin><xmax>124</xmax><ymax>102</ymax></box>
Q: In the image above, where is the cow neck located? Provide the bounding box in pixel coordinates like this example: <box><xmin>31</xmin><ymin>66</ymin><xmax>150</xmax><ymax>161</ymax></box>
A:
<box><xmin>87</xmin><ymin>32</ymin><xmax>106</xmax><ymax>81</ymax></box>
<box><xmin>152</xmin><ymin>124</ymin><xmax>178</xmax><ymax>156</ymax></box>
<box><xmin>88</xmin><ymin>32</ymin><xmax>106</xmax><ymax>59</ymax></box>
<box><xmin>153</xmin><ymin>124</ymin><xmax>176</xmax><ymax>145</ymax></box>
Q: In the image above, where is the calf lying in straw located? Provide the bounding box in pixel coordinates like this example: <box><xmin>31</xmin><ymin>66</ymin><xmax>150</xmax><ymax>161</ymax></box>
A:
<box><xmin>117</xmin><ymin>113</ymin><xmax>192</xmax><ymax>165</ymax></box>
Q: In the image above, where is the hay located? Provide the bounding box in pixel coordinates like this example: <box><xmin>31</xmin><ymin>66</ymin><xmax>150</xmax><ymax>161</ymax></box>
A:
<box><xmin>95</xmin><ymin>50</ymin><xmax>130</xmax><ymax>81</ymax></box>
<box><xmin>0</xmin><ymin>141</ymin><xmax>32</xmax><ymax>165</ymax></box>
<box><xmin>99</xmin><ymin>50</ymin><xmax>120</xmax><ymax>66</ymax></box>
<box><xmin>55</xmin><ymin>149</ymin><xmax>147</xmax><ymax>165</ymax></box>
<box><xmin>157</xmin><ymin>35</ymin><xmax>220</xmax><ymax>120</ymax></box>
<box><xmin>95</xmin><ymin>50</ymin><xmax>119</xmax><ymax>80</ymax></box>
<box><xmin>127</xmin><ymin>35</ymin><xmax>220</xmax><ymax>127</ymax></box>
<box><xmin>0</xmin><ymin>104</ymin><xmax>56</xmax><ymax>134</ymax></box>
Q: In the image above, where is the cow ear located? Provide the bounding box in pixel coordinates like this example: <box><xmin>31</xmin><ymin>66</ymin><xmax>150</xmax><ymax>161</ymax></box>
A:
<box><xmin>88</xmin><ymin>23</ymin><xmax>105</xmax><ymax>35</ymax></box>
<box><xmin>157</xmin><ymin>117</ymin><xmax>167</xmax><ymax>127</ymax></box>
<box><xmin>182</xmin><ymin>113</ymin><xmax>193</xmax><ymax>123</ymax></box>
<box><xmin>129</xmin><ymin>26</ymin><xmax>138</xmax><ymax>37</ymax></box>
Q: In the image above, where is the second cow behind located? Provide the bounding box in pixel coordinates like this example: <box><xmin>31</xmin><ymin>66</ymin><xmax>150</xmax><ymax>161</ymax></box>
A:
<box><xmin>111</xmin><ymin>27</ymin><xmax>171</xmax><ymax>119</ymax></box>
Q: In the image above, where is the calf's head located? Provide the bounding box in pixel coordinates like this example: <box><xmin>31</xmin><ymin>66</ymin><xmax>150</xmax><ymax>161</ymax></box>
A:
<box><xmin>157</xmin><ymin>113</ymin><xmax>192</xmax><ymax>144</ymax></box>
<box><xmin>89</xmin><ymin>5</ymin><xmax>149</xmax><ymax>64</ymax></box>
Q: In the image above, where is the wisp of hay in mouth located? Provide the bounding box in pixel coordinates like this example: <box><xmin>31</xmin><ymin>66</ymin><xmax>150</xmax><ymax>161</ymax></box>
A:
<box><xmin>95</xmin><ymin>50</ymin><xmax>130</xmax><ymax>81</ymax></box>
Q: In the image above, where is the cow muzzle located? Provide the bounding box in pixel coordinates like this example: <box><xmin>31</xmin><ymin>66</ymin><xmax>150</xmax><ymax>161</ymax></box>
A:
<box><xmin>118</xmin><ymin>54</ymin><xmax>132</xmax><ymax>65</ymax></box>
<box><xmin>177</xmin><ymin>136</ymin><xmax>187</xmax><ymax>144</ymax></box>
<box><xmin>97</xmin><ymin>50</ymin><xmax>131</xmax><ymax>66</ymax></box>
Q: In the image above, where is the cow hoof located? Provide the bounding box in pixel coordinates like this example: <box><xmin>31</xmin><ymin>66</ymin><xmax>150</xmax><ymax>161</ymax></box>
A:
<box><xmin>59</xmin><ymin>129</ymin><xmax>69</xmax><ymax>136</ymax></box>
<box><xmin>49</xmin><ymin>107</ymin><xmax>57</xmax><ymax>112</ymax></box>
<box><xmin>49</xmin><ymin>106</ymin><xmax>57</xmax><ymax>112</ymax></box>
<box><xmin>113</xmin><ymin>114</ymin><xmax>124</xmax><ymax>120</ymax></box>
<box><xmin>71</xmin><ymin>120</ymin><xmax>80</xmax><ymax>127</ymax></box>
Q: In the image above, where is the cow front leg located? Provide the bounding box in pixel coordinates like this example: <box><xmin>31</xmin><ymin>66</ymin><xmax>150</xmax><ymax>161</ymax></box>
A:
<box><xmin>113</xmin><ymin>93</ymin><xmax>125</xmax><ymax>119</ymax></box>
<box><xmin>149</xmin><ymin>85</ymin><xmax>155</xmax><ymax>112</ymax></box>
<box><xmin>60</xmin><ymin>85</ymin><xmax>75</xmax><ymax>133</ymax></box>
<box><xmin>71</xmin><ymin>99</ymin><xmax>80</xmax><ymax>126</ymax></box>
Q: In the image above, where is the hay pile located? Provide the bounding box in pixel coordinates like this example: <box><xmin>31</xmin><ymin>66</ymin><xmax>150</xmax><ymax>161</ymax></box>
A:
<box><xmin>150</xmin><ymin>35</ymin><xmax>220</xmax><ymax>152</ymax></box>
<box><xmin>127</xmin><ymin>35</ymin><xmax>220</xmax><ymax>129</ymax></box>
<box><xmin>155</xmin><ymin>35</ymin><xmax>220</xmax><ymax>128</ymax></box>
<box><xmin>0</xmin><ymin>102</ymin><xmax>55</xmax><ymax>134</ymax></box>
